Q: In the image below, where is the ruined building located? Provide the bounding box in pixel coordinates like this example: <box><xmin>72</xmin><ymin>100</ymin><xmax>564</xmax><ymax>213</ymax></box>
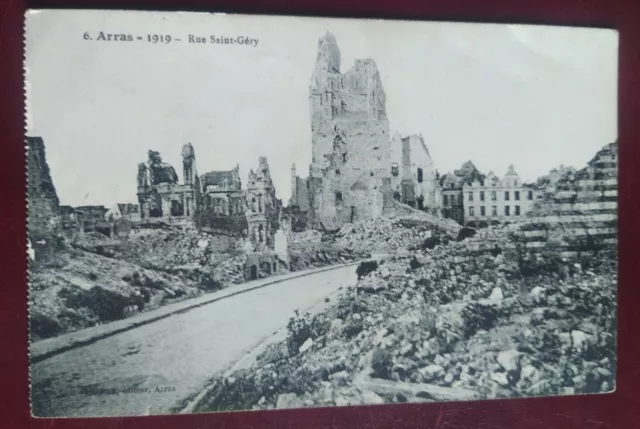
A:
<box><xmin>390</xmin><ymin>133</ymin><xmax>442</xmax><ymax>213</ymax></box>
<box><xmin>198</xmin><ymin>165</ymin><xmax>247</xmax><ymax>234</ymax></box>
<box><xmin>27</xmin><ymin>136</ymin><xmax>60</xmax><ymax>235</ymax></box>
<box><xmin>306</xmin><ymin>32</ymin><xmax>394</xmax><ymax>231</ymax></box>
<box><xmin>243</xmin><ymin>157</ymin><xmax>282</xmax><ymax>280</ymax></box>
<box><xmin>462</xmin><ymin>165</ymin><xmax>538</xmax><ymax>227</ymax></box>
<box><xmin>519</xmin><ymin>141</ymin><xmax>618</xmax><ymax>254</ymax></box>
<box><xmin>136</xmin><ymin>143</ymin><xmax>200</xmax><ymax>225</ymax></box>
<box><xmin>440</xmin><ymin>161</ymin><xmax>485</xmax><ymax>225</ymax></box>
<box><xmin>246</xmin><ymin>157</ymin><xmax>279</xmax><ymax>251</ymax></box>
<box><xmin>286</xmin><ymin>164</ymin><xmax>311</xmax><ymax>231</ymax></box>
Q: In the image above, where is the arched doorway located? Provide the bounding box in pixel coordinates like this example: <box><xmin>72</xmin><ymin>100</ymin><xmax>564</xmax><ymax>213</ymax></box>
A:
<box><xmin>250</xmin><ymin>265</ymin><xmax>258</xmax><ymax>280</ymax></box>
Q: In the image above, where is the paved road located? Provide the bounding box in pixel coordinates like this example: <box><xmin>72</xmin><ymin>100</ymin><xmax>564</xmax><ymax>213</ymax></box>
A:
<box><xmin>31</xmin><ymin>265</ymin><xmax>358</xmax><ymax>418</ymax></box>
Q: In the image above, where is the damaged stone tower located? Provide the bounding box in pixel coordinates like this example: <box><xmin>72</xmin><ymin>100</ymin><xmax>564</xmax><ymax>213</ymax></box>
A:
<box><xmin>307</xmin><ymin>32</ymin><xmax>393</xmax><ymax>231</ymax></box>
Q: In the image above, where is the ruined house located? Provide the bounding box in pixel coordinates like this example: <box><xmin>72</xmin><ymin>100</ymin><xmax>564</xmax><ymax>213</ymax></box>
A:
<box><xmin>462</xmin><ymin>165</ymin><xmax>538</xmax><ymax>227</ymax></box>
<box><xmin>198</xmin><ymin>165</ymin><xmax>247</xmax><ymax>234</ymax></box>
<box><xmin>440</xmin><ymin>161</ymin><xmax>484</xmax><ymax>225</ymax></box>
<box><xmin>306</xmin><ymin>32</ymin><xmax>394</xmax><ymax>231</ymax></box>
<box><xmin>390</xmin><ymin>133</ymin><xmax>442</xmax><ymax>213</ymax></box>
<box><xmin>137</xmin><ymin>143</ymin><xmax>200</xmax><ymax>225</ymax></box>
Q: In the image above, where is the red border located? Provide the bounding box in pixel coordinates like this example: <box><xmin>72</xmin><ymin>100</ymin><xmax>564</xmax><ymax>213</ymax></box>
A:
<box><xmin>2</xmin><ymin>1</ymin><xmax>639</xmax><ymax>428</ymax></box>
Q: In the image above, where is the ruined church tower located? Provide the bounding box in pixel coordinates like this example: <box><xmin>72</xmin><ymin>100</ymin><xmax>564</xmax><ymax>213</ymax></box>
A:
<box><xmin>307</xmin><ymin>32</ymin><xmax>392</xmax><ymax>230</ymax></box>
<box><xmin>309</xmin><ymin>32</ymin><xmax>390</xmax><ymax>174</ymax></box>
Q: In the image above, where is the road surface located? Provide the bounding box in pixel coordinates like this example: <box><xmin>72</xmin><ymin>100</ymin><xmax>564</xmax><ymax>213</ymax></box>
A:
<box><xmin>30</xmin><ymin>265</ymin><xmax>358</xmax><ymax>417</ymax></box>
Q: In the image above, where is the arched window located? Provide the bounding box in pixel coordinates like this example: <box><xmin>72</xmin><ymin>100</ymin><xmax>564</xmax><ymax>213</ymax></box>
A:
<box><xmin>335</xmin><ymin>191</ymin><xmax>343</xmax><ymax>205</ymax></box>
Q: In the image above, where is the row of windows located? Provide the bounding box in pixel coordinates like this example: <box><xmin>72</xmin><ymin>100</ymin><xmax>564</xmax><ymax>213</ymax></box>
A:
<box><xmin>469</xmin><ymin>205</ymin><xmax>521</xmax><ymax>217</ymax></box>
<box><xmin>468</xmin><ymin>190</ymin><xmax>533</xmax><ymax>202</ymax></box>
<box><xmin>444</xmin><ymin>190</ymin><xmax>534</xmax><ymax>206</ymax></box>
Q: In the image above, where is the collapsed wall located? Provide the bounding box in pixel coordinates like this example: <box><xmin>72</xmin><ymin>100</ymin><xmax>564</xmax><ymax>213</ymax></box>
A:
<box><xmin>518</xmin><ymin>142</ymin><xmax>618</xmax><ymax>256</ymax></box>
<box><xmin>27</xmin><ymin>136</ymin><xmax>63</xmax><ymax>262</ymax></box>
<box><xmin>27</xmin><ymin>136</ymin><xmax>60</xmax><ymax>232</ymax></box>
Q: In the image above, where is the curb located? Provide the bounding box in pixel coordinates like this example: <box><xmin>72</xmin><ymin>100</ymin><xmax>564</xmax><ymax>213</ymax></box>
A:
<box><xmin>30</xmin><ymin>261</ymin><xmax>360</xmax><ymax>363</ymax></box>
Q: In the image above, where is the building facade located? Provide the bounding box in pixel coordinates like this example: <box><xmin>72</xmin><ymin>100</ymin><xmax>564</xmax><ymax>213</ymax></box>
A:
<box><xmin>198</xmin><ymin>165</ymin><xmax>247</xmax><ymax>234</ymax></box>
<box><xmin>440</xmin><ymin>161</ymin><xmax>484</xmax><ymax>225</ymax></box>
<box><xmin>462</xmin><ymin>165</ymin><xmax>537</xmax><ymax>226</ymax></box>
<box><xmin>246</xmin><ymin>157</ymin><xmax>279</xmax><ymax>251</ymax></box>
<box><xmin>136</xmin><ymin>143</ymin><xmax>200</xmax><ymax>225</ymax></box>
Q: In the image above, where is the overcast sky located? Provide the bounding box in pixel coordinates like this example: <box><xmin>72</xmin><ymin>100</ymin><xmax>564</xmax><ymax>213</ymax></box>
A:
<box><xmin>25</xmin><ymin>10</ymin><xmax>618</xmax><ymax>207</ymax></box>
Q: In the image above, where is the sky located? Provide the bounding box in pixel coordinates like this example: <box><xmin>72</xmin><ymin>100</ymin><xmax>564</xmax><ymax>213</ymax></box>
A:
<box><xmin>25</xmin><ymin>10</ymin><xmax>618</xmax><ymax>207</ymax></box>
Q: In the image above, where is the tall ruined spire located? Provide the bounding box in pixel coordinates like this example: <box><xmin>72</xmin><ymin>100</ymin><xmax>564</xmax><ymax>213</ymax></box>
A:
<box><xmin>311</xmin><ymin>32</ymin><xmax>341</xmax><ymax>93</ymax></box>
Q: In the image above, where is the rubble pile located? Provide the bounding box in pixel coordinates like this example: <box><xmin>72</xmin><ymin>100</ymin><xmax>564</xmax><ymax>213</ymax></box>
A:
<box><xmin>288</xmin><ymin>244</ymin><xmax>367</xmax><ymax>272</ymax></box>
<box><xmin>72</xmin><ymin>225</ymin><xmax>250</xmax><ymax>287</ymax></box>
<box><xmin>30</xmin><ymin>225</ymin><xmax>252</xmax><ymax>340</ymax></box>
<box><xmin>335</xmin><ymin>213</ymin><xmax>461</xmax><ymax>254</ymax></box>
<box><xmin>74</xmin><ymin>226</ymin><xmax>242</xmax><ymax>269</ymax></box>
<box><xmin>29</xmin><ymin>245</ymin><xmax>201</xmax><ymax>340</ymax></box>
<box><xmin>194</xmin><ymin>225</ymin><xmax>616</xmax><ymax>412</ymax></box>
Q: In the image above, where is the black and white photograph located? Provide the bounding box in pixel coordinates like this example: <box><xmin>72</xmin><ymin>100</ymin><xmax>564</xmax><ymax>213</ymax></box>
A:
<box><xmin>25</xmin><ymin>9</ymin><xmax>618</xmax><ymax>418</ymax></box>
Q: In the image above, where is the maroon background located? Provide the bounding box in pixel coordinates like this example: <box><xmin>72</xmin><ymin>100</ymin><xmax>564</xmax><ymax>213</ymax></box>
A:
<box><xmin>1</xmin><ymin>1</ymin><xmax>639</xmax><ymax>428</ymax></box>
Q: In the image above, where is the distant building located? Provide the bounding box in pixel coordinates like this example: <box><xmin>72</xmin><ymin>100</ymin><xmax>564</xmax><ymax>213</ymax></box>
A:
<box><xmin>462</xmin><ymin>165</ymin><xmax>538</xmax><ymax>227</ymax></box>
<box><xmin>136</xmin><ymin>143</ymin><xmax>200</xmax><ymax>225</ymax></box>
<box><xmin>106</xmin><ymin>203</ymin><xmax>140</xmax><ymax>223</ymax></box>
<box><xmin>390</xmin><ymin>133</ymin><xmax>442</xmax><ymax>213</ymax></box>
<box><xmin>75</xmin><ymin>205</ymin><xmax>110</xmax><ymax>234</ymax></box>
<box><xmin>198</xmin><ymin>165</ymin><xmax>247</xmax><ymax>234</ymax></box>
<box><xmin>120</xmin><ymin>203</ymin><xmax>140</xmax><ymax>222</ymax></box>
<box><xmin>288</xmin><ymin>164</ymin><xmax>311</xmax><ymax>231</ymax></box>
<box><xmin>440</xmin><ymin>161</ymin><xmax>484</xmax><ymax>225</ymax></box>
<box><xmin>246</xmin><ymin>157</ymin><xmax>279</xmax><ymax>251</ymax></box>
<box><xmin>201</xmin><ymin>166</ymin><xmax>243</xmax><ymax>214</ymax></box>
<box><xmin>242</xmin><ymin>157</ymin><xmax>282</xmax><ymax>280</ymax></box>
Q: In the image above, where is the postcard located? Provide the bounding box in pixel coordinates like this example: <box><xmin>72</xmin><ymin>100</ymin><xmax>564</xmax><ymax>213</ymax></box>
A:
<box><xmin>24</xmin><ymin>9</ymin><xmax>618</xmax><ymax>418</ymax></box>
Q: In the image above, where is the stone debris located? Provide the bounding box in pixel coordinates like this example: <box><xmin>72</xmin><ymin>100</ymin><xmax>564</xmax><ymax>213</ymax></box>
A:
<box><xmin>194</xmin><ymin>215</ymin><xmax>616</xmax><ymax>412</ymax></box>
<box><xmin>299</xmin><ymin>338</ymin><xmax>314</xmax><ymax>354</ymax></box>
